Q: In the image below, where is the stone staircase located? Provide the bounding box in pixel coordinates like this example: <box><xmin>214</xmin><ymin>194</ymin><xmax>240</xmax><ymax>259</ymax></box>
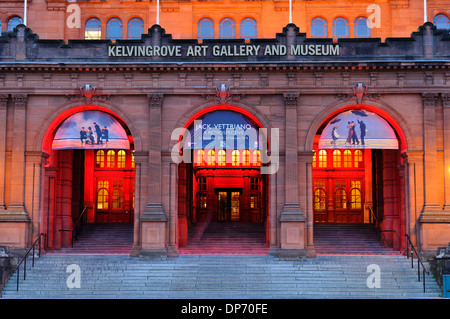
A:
<box><xmin>0</xmin><ymin>254</ymin><xmax>441</xmax><ymax>299</ymax></box>
<box><xmin>313</xmin><ymin>223</ymin><xmax>401</xmax><ymax>255</ymax></box>
<box><xmin>52</xmin><ymin>223</ymin><xmax>134</xmax><ymax>254</ymax></box>
<box><xmin>178</xmin><ymin>222</ymin><xmax>269</xmax><ymax>255</ymax></box>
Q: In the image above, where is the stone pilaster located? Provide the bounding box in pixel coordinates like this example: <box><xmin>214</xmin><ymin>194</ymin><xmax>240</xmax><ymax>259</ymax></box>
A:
<box><xmin>140</xmin><ymin>93</ymin><xmax>168</xmax><ymax>258</ymax></box>
<box><xmin>421</xmin><ymin>93</ymin><xmax>441</xmax><ymax>214</ymax></box>
<box><xmin>442</xmin><ymin>94</ymin><xmax>450</xmax><ymax>212</ymax></box>
<box><xmin>276</xmin><ymin>93</ymin><xmax>306</xmax><ymax>258</ymax></box>
<box><xmin>6</xmin><ymin>94</ymin><xmax>29</xmax><ymax>218</ymax></box>
<box><xmin>0</xmin><ymin>95</ymin><xmax>8</xmax><ymax>211</ymax></box>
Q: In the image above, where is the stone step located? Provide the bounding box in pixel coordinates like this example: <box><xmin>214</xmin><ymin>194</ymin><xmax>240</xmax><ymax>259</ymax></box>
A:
<box><xmin>1</xmin><ymin>254</ymin><xmax>441</xmax><ymax>299</ymax></box>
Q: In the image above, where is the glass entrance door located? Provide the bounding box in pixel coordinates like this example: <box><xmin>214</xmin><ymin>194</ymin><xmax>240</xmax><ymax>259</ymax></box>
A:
<box><xmin>216</xmin><ymin>189</ymin><xmax>241</xmax><ymax>222</ymax></box>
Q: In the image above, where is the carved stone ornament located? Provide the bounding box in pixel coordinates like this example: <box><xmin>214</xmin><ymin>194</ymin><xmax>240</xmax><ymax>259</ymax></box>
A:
<box><xmin>201</xmin><ymin>84</ymin><xmax>245</xmax><ymax>104</ymax></box>
<box><xmin>65</xmin><ymin>84</ymin><xmax>110</xmax><ymax>104</ymax></box>
<box><xmin>336</xmin><ymin>82</ymin><xmax>380</xmax><ymax>104</ymax></box>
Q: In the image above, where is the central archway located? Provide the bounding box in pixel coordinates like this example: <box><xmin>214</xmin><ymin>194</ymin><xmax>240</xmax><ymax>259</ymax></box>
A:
<box><xmin>176</xmin><ymin>106</ymin><xmax>271</xmax><ymax>254</ymax></box>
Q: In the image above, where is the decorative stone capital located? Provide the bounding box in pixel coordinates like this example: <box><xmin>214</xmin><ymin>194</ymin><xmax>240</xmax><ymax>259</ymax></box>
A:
<box><xmin>147</xmin><ymin>93</ymin><xmax>164</xmax><ymax>109</ymax></box>
<box><xmin>11</xmin><ymin>94</ymin><xmax>28</xmax><ymax>108</ymax></box>
<box><xmin>441</xmin><ymin>93</ymin><xmax>450</xmax><ymax>108</ymax></box>
<box><xmin>0</xmin><ymin>94</ymin><xmax>8</xmax><ymax>108</ymax></box>
<box><xmin>422</xmin><ymin>93</ymin><xmax>438</xmax><ymax>108</ymax></box>
<box><xmin>283</xmin><ymin>92</ymin><xmax>299</xmax><ymax>108</ymax></box>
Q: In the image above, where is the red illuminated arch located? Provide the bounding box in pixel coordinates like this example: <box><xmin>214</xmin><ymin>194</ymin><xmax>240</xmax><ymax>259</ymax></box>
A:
<box><xmin>40</xmin><ymin>104</ymin><xmax>137</xmax><ymax>155</ymax></box>
<box><xmin>306</xmin><ymin>102</ymin><xmax>410</xmax><ymax>153</ymax></box>
<box><xmin>176</xmin><ymin>104</ymin><xmax>270</xmax><ymax>154</ymax></box>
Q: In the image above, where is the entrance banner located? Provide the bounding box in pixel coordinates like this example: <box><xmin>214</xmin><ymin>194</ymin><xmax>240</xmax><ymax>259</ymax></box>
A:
<box><xmin>186</xmin><ymin>110</ymin><xmax>261</xmax><ymax>150</ymax></box>
<box><xmin>318</xmin><ymin>110</ymin><xmax>399</xmax><ymax>149</ymax></box>
<box><xmin>52</xmin><ymin>111</ymin><xmax>130</xmax><ymax>150</ymax></box>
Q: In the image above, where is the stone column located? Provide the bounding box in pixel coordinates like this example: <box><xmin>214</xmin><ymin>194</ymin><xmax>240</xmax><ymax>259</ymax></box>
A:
<box><xmin>0</xmin><ymin>95</ymin><xmax>7</xmax><ymax>211</ymax></box>
<box><xmin>0</xmin><ymin>94</ymin><xmax>30</xmax><ymax>249</ymax></box>
<box><xmin>421</xmin><ymin>93</ymin><xmax>442</xmax><ymax>215</ymax></box>
<box><xmin>140</xmin><ymin>93</ymin><xmax>168</xmax><ymax>257</ymax></box>
<box><xmin>130</xmin><ymin>151</ymin><xmax>148</xmax><ymax>257</ymax></box>
<box><xmin>24</xmin><ymin>152</ymin><xmax>49</xmax><ymax>241</ymax></box>
<box><xmin>299</xmin><ymin>150</ymin><xmax>316</xmax><ymax>257</ymax></box>
<box><xmin>442</xmin><ymin>94</ymin><xmax>450</xmax><ymax>212</ymax></box>
<box><xmin>8</xmin><ymin>94</ymin><xmax>29</xmax><ymax>216</ymax></box>
<box><xmin>277</xmin><ymin>93</ymin><xmax>306</xmax><ymax>258</ymax></box>
<box><xmin>403</xmin><ymin>151</ymin><xmax>424</xmax><ymax>248</ymax></box>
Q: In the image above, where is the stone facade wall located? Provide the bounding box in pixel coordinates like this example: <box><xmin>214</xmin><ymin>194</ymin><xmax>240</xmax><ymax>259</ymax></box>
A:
<box><xmin>0</xmin><ymin>23</ymin><xmax>448</xmax><ymax>257</ymax></box>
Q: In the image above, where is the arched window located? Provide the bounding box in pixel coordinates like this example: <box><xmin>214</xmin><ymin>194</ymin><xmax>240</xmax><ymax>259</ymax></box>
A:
<box><xmin>314</xmin><ymin>188</ymin><xmax>326</xmax><ymax>210</ymax></box>
<box><xmin>117</xmin><ymin>150</ymin><xmax>126</xmax><ymax>168</ymax></box>
<box><xmin>198</xmin><ymin>18</ymin><xmax>214</xmax><ymax>39</ymax></box>
<box><xmin>240</xmin><ymin>18</ymin><xmax>257</xmax><ymax>39</ymax></box>
<box><xmin>311</xmin><ymin>17</ymin><xmax>328</xmax><ymax>38</ymax></box>
<box><xmin>131</xmin><ymin>153</ymin><xmax>135</xmax><ymax>168</ymax></box>
<box><xmin>112</xmin><ymin>189</ymin><xmax>124</xmax><ymax>209</ymax></box>
<box><xmin>343</xmin><ymin>150</ymin><xmax>352</xmax><ymax>168</ymax></box>
<box><xmin>243</xmin><ymin>150</ymin><xmax>250</xmax><ymax>166</ymax></box>
<box><xmin>434</xmin><ymin>14</ymin><xmax>450</xmax><ymax>29</ymax></box>
<box><xmin>350</xmin><ymin>181</ymin><xmax>362</xmax><ymax>209</ymax></box>
<box><xmin>332</xmin><ymin>150</ymin><xmax>341</xmax><ymax>168</ymax></box>
<box><xmin>206</xmin><ymin>149</ymin><xmax>215</xmax><ymax>166</ymax></box>
<box><xmin>106</xmin><ymin>18</ymin><xmax>123</xmax><ymax>40</ymax></box>
<box><xmin>96</xmin><ymin>150</ymin><xmax>105</xmax><ymax>168</ymax></box>
<box><xmin>7</xmin><ymin>16</ymin><xmax>23</xmax><ymax>31</ymax></box>
<box><xmin>106</xmin><ymin>150</ymin><xmax>116</xmax><ymax>168</ymax></box>
<box><xmin>318</xmin><ymin>150</ymin><xmax>327</xmax><ymax>168</ymax></box>
<box><xmin>196</xmin><ymin>150</ymin><xmax>204</xmax><ymax>165</ymax></box>
<box><xmin>219</xmin><ymin>18</ymin><xmax>236</xmax><ymax>39</ymax></box>
<box><xmin>127</xmin><ymin>18</ymin><xmax>144</xmax><ymax>39</ymax></box>
<box><xmin>217</xmin><ymin>150</ymin><xmax>226</xmax><ymax>166</ymax></box>
<box><xmin>232</xmin><ymin>150</ymin><xmax>240</xmax><ymax>166</ymax></box>
<box><xmin>332</xmin><ymin>17</ymin><xmax>349</xmax><ymax>39</ymax></box>
<box><xmin>354</xmin><ymin>17</ymin><xmax>370</xmax><ymax>38</ymax></box>
<box><xmin>97</xmin><ymin>181</ymin><xmax>109</xmax><ymax>210</ymax></box>
<box><xmin>85</xmin><ymin>18</ymin><xmax>101</xmax><ymax>39</ymax></box>
<box><xmin>252</xmin><ymin>150</ymin><xmax>261</xmax><ymax>166</ymax></box>
<box><xmin>354</xmin><ymin>150</ymin><xmax>363</xmax><ymax>167</ymax></box>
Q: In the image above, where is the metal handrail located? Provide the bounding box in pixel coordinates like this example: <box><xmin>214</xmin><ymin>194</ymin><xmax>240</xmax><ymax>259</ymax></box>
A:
<box><xmin>368</xmin><ymin>207</ymin><xmax>400</xmax><ymax>247</ymax></box>
<box><xmin>14</xmin><ymin>233</ymin><xmax>47</xmax><ymax>291</ymax></box>
<box><xmin>59</xmin><ymin>206</ymin><xmax>87</xmax><ymax>248</ymax></box>
<box><xmin>405</xmin><ymin>233</ymin><xmax>429</xmax><ymax>293</ymax></box>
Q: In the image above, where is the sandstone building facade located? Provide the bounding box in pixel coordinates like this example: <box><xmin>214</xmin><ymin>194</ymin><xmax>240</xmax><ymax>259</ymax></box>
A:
<box><xmin>0</xmin><ymin>0</ymin><xmax>449</xmax><ymax>258</ymax></box>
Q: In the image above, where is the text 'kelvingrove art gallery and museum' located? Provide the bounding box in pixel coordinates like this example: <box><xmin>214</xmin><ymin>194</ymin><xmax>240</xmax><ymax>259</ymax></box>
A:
<box><xmin>0</xmin><ymin>1</ymin><xmax>449</xmax><ymax>293</ymax></box>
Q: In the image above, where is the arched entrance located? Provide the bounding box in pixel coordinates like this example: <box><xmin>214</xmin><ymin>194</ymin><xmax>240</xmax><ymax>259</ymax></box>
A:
<box><xmin>311</xmin><ymin>106</ymin><xmax>407</xmax><ymax>254</ymax></box>
<box><xmin>41</xmin><ymin>107</ymin><xmax>135</xmax><ymax>252</ymax></box>
<box><xmin>176</xmin><ymin>107</ymin><xmax>270</xmax><ymax>254</ymax></box>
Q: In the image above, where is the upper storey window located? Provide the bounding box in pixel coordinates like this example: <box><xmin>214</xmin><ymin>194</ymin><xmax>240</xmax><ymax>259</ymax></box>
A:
<box><xmin>198</xmin><ymin>18</ymin><xmax>214</xmax><ymax>39</ymax></box>
<box><xmin>85</xmin><ymin>18</ymin><xmax>101</xmax><ymax>39</ymax></box>
<box><xmin>106</xmin><ymin>18</ymin><xmax>123</xmax><ymax>40</ymax></box>
<box><xmin>219</xmin><ymin>18</ymin><xmax>236</xmax><ymax>39</ymax></box>
<box><xmin>354</xmin><ymin>17</ymin><xmax>371</xmax><ymax>38</ymax></box>
<box><xmin>333</xmin><ymin>17</ymin><xmax>349</xmax><ymax>39</ymax></box>
<box><xmin>311</xmin><ymin>17</ymin><xmax>327</xmax><ymax>38</ymax></box>
<box><xmin>434</xmin><ymin>14</ymin><xmax>450</xmax><ymax>29</ymax></box>
<box><xmin>127</xmin><ymin>18</ymin><xmax>144</xmax><ymax>39</ymax></box>
<box><xmin>7</xmin><ymin>16</ymin><xmax>23</xmax><ymax>31</ymax></box>
<box><xmin>240</xmin><ymin>18</ymin><xmax>257</xmax><ymax>39</ymax></box>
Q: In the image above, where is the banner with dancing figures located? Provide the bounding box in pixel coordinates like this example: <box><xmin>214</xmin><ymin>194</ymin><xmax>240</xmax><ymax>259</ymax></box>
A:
<box><xmin>52</xmin><ymin>111</ymin><xmax>130</xmax><ymax>150</ymax></box>
<box><xmin>318</xmin><ymin>110</ymin><xmax>399</xmax><ymax>150</ymax></box>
